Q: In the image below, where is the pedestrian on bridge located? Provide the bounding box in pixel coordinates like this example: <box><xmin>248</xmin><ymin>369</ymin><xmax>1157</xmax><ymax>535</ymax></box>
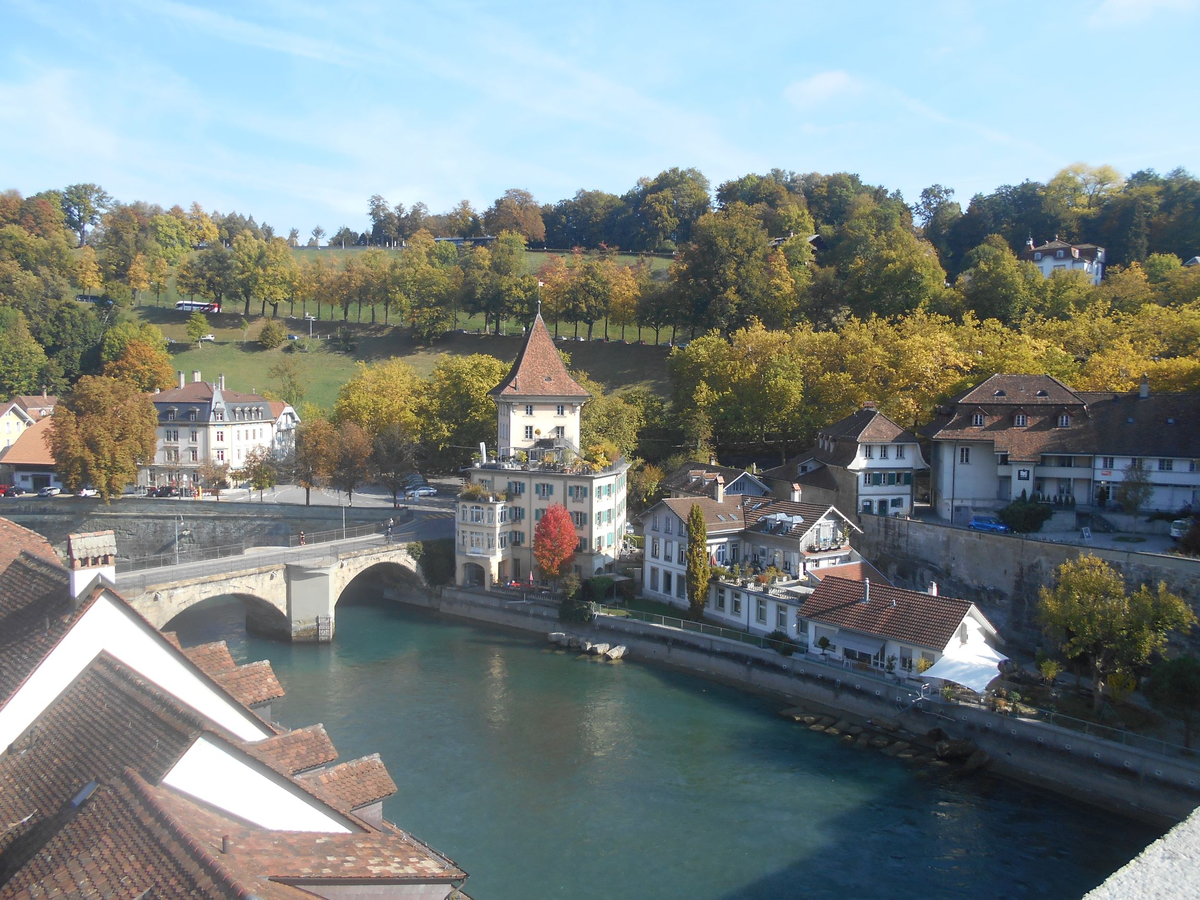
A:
<box><xmin>299</xmin><ymin>531</ymin><xmax>306</xmax><ymax>546</ymax></box>
<box><xmin>385</xmin><ymin>518</ymin><xmax>394</xmax><ymax>545</ymax></box>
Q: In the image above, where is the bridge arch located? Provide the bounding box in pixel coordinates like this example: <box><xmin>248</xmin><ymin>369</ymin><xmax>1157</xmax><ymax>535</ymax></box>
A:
<box><xmin>163</xmin><ymin>592</ymin><xmax>292</xmax><ymax>641</ymax></box>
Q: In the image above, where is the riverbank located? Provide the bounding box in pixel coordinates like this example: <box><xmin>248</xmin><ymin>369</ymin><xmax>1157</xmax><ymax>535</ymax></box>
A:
<box><xmin>394</xmin><ymin>585</ymin><xmax>1197</xmax><ymax>826</ymax></box>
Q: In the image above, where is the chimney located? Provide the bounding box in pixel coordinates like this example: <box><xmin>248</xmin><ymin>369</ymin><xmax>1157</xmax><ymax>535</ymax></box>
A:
<box><xmin>41</xmin><ymin>386</ymin><xmax>47</xmax><ymax>398</ymax></box>
<box><xmin>708</xmin><ymin>454</ymin><xmax>717</xmax><ymax>467</ymax></box>
<box><xmin>218</xmin><ymin>374</ymin><xmax>226</xmax><ymax>391</ymax></box>
<box><xmin>790</xmin><ymin>483</ymin><xmax>801</xmax><ymax>502</ymax></box>
<box><xmin>66</xmin><ymin>531</ymin><xmax>117</xmax><ymax>604</ymax></box>
<box><xmin>222</xmin><ymin>835</ymin><xmax>230</xmax><ymax>854</ymax></box>
<box><xmin>862</xmin><ymin>578</ymin><xmax>870</xmax><ymax>604</ymax></box>
<box><xmin>1026</xmin><ymin>236</ymin><xmax>1035</xmax><ymax>249</ymax></box>
<box><xmin>192</xmin><ymin>370</ymin><xmax>202</xmax><ymax>383</ymax></box>
<box><xmin>178</xmin><ymin>371</ymin><xmax>185</xmax><ymax>389</ymax></box>
<box><xmin>1138</xmin><ymin>375</ymin><xmax>1149</xmax><ymax>399</ymax></box>
<box><xmin>862</xmin><ymin>400</ymin><xmax>877</xmax><ymax>410</ymax></box>
<box><xmin>714</xmin><ymin>475</ymin><xmax>725</xmax><ymax>504</ymax></box>
<box><xmin>928</xmin><ymin>581</ymin><xmax>938</xmax><ymax>597</ymax></box>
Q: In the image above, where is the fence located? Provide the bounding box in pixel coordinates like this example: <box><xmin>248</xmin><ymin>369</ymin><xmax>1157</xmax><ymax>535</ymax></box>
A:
<box><xmin>115</xmin><ymin>522</ymin><xmax>386</xmax><ymax>573</ymax></box>
<box><xmin>593</xmin><ymin>604</ymin><xmax>806</xmax><ymax>655</ymax></box>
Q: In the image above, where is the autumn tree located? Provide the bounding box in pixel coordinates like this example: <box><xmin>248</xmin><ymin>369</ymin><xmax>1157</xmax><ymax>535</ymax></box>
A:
<box><xmin>334</xmin><ymin>358</ymin><xmax>422</xmax><ymax>439</ymax></box>
<box><xmin>533</xmin><ymin>503</ymin><xmax>577</xmax><ymax>592</ymax></box>
<box><xmin>293</xmin><ymin>417</ymin><xmax>337</xmax><ymax>506</ymax></box>
<box><xmin>186</xmin><ymin>311</ymin><xmax>210</xmax><ymax>345</ymax></box>
<box><xmin>234</xmin><ymin>445</ymin><xmax>278</xmax><ymax>501</ymax></box>
<box><xmin>1039</xmin><ymin>556</ymin><xmax>1195</xmax><ymax>712</ymax></box>
<box><xmin>50</xmin><ymin>375</ymin><xmax>157</xmax><ymax>501</ymax></box>
<box><xmin>420</xmin><ymin>353</ymin><xmax>508</xmax><ymax>470</ymax></box>
<box><xmin>331</xmin><ymin>421</ymin><xmax>373</xmax><ymax>504</ymax></box>
<box><xmin>267</xmin><ymin>356</ymin><xmax>306</xmax><ymax>408</ymax></box>
<box><xmin>373</xmin><ymin>422</ymin><xmax>420</xmax><ymax>506</ymax></box>
<box><xmin>61</xmin><ymin>183</ymin><xmax>111</xmax><ymax>247</ymax></box>
<box><xmin>259</xmin><ymin>319</ymin><xmax>287</xmax><ymax>349</ymax></box>
<box><xmin>74</xmin><ymin>245</ymin><xmax>102</xmax><ymax>298</ymax></box>
<box><xmin>684</xmin><ymin>504</ymin><xmax>710</xmax><ymax>619</ymax></box>
<box><xmin>0</xmin><ymin>309</ymin><xmax>51</xmax><ymax>396</ymax></box>
<box><xmin>483</xmin><ymin>189</ymin><xmax>545</xmax><ymax>243</ymax></box>
<box><xmin>102</xmin><ymin>336</ymin><xmax>173</xmax><ymax>391</ymax></box>
<box><xmin>1115</xmin><ymin>460</ymin><xmax>1154</xmax><ymax>522</ymax></box>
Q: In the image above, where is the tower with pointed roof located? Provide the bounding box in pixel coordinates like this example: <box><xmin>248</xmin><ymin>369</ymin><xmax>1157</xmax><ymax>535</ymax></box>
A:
<box><xmin>455</xmin><ymin>315</ymin><xmax>630</xmax><ymax>590</ymax></box>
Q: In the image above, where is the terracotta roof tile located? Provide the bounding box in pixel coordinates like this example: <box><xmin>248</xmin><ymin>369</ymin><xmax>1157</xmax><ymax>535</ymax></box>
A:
<box><xmin>654</xmin><ymin>496</ymin><xmax>744</xmax><ymax>532</ymax></box>
<box><xmin>211</xmin><ymin>661</ymin><xmax>284</xmax><ymax>708</ymax></box>
<box><xmin>301</xmin><ymin>754</ymin><xmax>397</xmax><ymax>810</ymax></box>
<box><xmin>808</xmin><ymin>560</ymin><xmax>890</xmax><ymax>585</ymax></box>
<box><xmin>0</xmin><ymin>553</ymin><xmax>73</xmax><ymax>706</ymax></box>
<box><xmin>0</xmin><ymin>417</ymin><xmax>55</xmax><ymax>467</ymax></box>
<box><xmin>182</xmin><ymin>642</ymin><xmax>237</xmax><ymax>676</ymax></box>
<box><xmin>0</xmin><ymin>517</ymin><xmax>59</xmax><ymax>577</ymax></box>
<box><xmin>490</xmin><ymin>315</ymin><xmax>589</xmax><ymax>399</ymax></box>
<box><xmin>661</xmin><ymin>461</ymin><xmax>769</xmax><ymax>499</ymax></box>
<box><xmin>250</xmin><ymin>725</ymin><xmax>339</xmax><ymax>775</ymax></box>
<box><xmin>801</xmin><ymin>576</ymin><xmax>981</xmax><ymax>651</ymax></box>
<box><xmin>741</xmin><ymin>498</ymin><xmax>853</xmax><ymax>537</ymax></box>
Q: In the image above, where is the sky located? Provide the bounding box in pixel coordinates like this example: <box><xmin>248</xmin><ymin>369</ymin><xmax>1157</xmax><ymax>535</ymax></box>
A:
<box><xmin>3</xmin><ymin>0</ymin><xmax>1198</xmax><ymax>237</ymax></box>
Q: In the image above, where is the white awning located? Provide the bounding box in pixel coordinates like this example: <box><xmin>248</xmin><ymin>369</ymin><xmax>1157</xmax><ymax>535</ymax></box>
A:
<box><xmin>923</xmin><ymin>643</ymin><xmax>1009</xmax><ymax>694</ymax></box>
<box><xmin>835</xmin><ymin>631</ymin><xmax>886</xmax><ymax>657</ymax></box>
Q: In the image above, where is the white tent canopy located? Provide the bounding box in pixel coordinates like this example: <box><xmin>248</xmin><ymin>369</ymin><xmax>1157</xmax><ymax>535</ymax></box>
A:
<box><xmin>922</xmin><ymin>642</ymin><xmax>1008</xmax><ymax>694</ymax></box>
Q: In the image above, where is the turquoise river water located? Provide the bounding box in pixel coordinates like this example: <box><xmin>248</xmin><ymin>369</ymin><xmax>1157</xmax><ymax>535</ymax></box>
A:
<box><xmin>168</xmin><ymin>595</ymin><xmax>1161</xmax><ymax>900</ymax></box>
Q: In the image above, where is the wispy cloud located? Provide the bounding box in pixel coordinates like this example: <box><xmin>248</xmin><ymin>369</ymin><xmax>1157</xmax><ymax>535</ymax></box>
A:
<box><xmin>1089</xmin><ymin>0</ymin><xmax>1197</xmax><ymax>27</ymax></box>
<box><xmin>783</xmin><ymin>70</ymin><xmax>862</xmax><ymax>111</ymax></box>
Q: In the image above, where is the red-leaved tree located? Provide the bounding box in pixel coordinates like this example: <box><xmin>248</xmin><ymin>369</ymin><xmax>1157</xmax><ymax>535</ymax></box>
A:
<box><xmin>533</xmin><ymin>503</ymin><xmax>577</xmax><ymax>591</ymax></box>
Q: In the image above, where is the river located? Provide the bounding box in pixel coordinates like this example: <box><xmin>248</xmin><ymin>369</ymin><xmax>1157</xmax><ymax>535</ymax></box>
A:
<box><xmin>168</xmin><ymin>595</ymin><xmax>1160</xmax><ymax>900</ymax></box>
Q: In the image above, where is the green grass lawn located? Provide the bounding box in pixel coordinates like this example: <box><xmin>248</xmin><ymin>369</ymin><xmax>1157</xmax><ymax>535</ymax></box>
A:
<box><xmin>146</xmin><ymin>306</ymin><xmax>672</xmax><ymax>413</ymax></box>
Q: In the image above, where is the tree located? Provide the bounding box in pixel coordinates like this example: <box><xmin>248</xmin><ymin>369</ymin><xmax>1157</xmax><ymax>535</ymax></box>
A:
<box><xmin>684</xmin><ymin>504</ymin><xmax>710</xmax><ymax>619</ymax></box>
<box><xmin>420</xmin><ymin>354</ymin><xmax>508</xmax><ymax>470</ymax></box>
<box><xmin>0</xmin><ymin>309</ymin><xmax>50</xmax><ymax>396</ymax></box>
<box><xmin>102</xmin><ymin>337</ymin><xmax>173</xmax><ymax>391</ymax></box>
<box><xmin>331</xmin><ymin>421</ymin><xmax>373</xmax><ymax>504</ymax></box>
<box><xmin>148</xmin><ymin>254</ymin><xmax>171</xmax><ymax>304</ymax></box>
<box><xmin>311</xmin><ymin>225</ymin><xmax>326</xmax><ymax>248</ymax></box>
<box><xmin>259</xmin><ymin>319</ymin><xmax>287</xmax><ymax>349</ymax></box>
<box><xmin>334</xmin><ymin>358</ymin><xmax>422</xmax><ymax>439</ymax></box>
<box><xmin>49</xmin><ymin>375</ymin><xmax>158</xmax><ymax>502</ymax></box>
<box><xmin>293</xmin><ymin>417</ymin><xmax>337</xmax><ymax>506</ymax></box>
<box><xmin>1147</xmin><ymin>655</ymin><xmax>1200</xmax><ymax>748</ymax></box>
<box><xmin>1039</xmin><ymin>556</ymin><xmax>1195</xmax><ymax>712</ymax></box>
<box><xmin>75</xmin><ymin>245</ymin><xmax>102</xmax><ymax>298</ymax></box>
<box><xmin>61</xmin><ymin>183</ymin><xmax>112</xmax><ymax>247</ymax></box>
<box><xmin>532</xmin><ymin>503</ymin><xmax>576</xmax><ymax>591</ymax></box>
<box><xmin>331</xmin><ymin>225</ymin><xmax>355</xmax><ymax>250</ymax></box>
<box><xmin>186</xmin><ymin>311</ymin><xmax>210</xmax><ymax>345</ymax></box>
<box><xmin>234</xmin><ymin>445</ymin><xmax>277</xmax><ymax>501</ymax></box>
<box><xmin>483</xmin><ymin>189</ymin><xmax>546</xmax><ymax>243</ymax></box>
<box><xmin>373</xmin><ymin>422</ymin><xmax>419</xmax><ymax>506</ymax></box>
<box><xmin>1115</xmin><ymin>460</ymin><xmax>1154</xmax><ymax>521</ymax></box>
<box><xmin>267</xmin><ymin>356</ymin><xmax>306</xmax><ymax>408</ymax></box>
<box><xmin>126</xmin><ymin>253</ymin><xmax>150</xmax><ymax>305</ymax></box>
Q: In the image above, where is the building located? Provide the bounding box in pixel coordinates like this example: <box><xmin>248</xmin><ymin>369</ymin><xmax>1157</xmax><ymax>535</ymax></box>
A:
<box><xmin>638</xmin><ymin>489</ymin><xmax>865</xmax><ymax>641</ymax></box>
<box><xmin>924</xmin><ymin>373</ymin><xmax>1200</xmax><ymax>522</ymax></box>
<box><xmin>0</xmin><ymin>518</ymin><xmax>470</xmax><ymax>899</ymax></box>
<box><xmin>269</xmin><ymin>399</ymin><xmax>301</xmax><ymax>458</ymax></box>
<box><xmin>1019</xmin><ymin>238</ymin><xmax>1105</xmax><ymax>285</ymax></box>
<box><xmin>12</xmin><ymin>389</ymin><xmax>57</xmax><ymax>420</ymax></box>
<box><xmin>0</xmin><ymin>400</ymin><xmax>35</xmax><ymax>453</ymax></box>
<box><xmin>0</xmin><ymin>416</ymin><xmax>61</xmax><ymax>493</ymax></box>
<box><xmin>147</xmin><ymin>371</ymin><xmax>298</xmax><ymax>489</ymax></box>
<box><xmin>797</xmin><ymin>576</ymin><xmax>1005</xmax><ymax>688</ymax></box>
<box><xmin>661</xmin><ymin>460</ymin><xmax>772</xmax><ymax>500</ymax></box>
<box><xmin>760</xmin><ymin>403</ymin><xmax>927</xmax><ymax>519</ymax></box>
<box><xmin>455</xmin><ymin>314</ymin><xmax>630</xmax><ymax>588</ymax></box>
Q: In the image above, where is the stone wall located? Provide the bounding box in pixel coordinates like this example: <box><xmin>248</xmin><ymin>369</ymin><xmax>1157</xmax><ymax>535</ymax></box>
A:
<box><xmin>855</xmin><ymin>516</ymin><xmax>1200</xmax><ymax>648</ymax></box>
<box><xmin>4</xmin><ymin>499</ymin><xmax>397</xmax><ymax>559</ymax></box>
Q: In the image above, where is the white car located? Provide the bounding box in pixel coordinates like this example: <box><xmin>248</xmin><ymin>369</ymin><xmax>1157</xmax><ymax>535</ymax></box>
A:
<box><xmin>38</xmin><ymin>486</ymin><xmax>62</xmax><ymax>497</ymax></box>
<box><xmin>406</xmin><ymin>486</ymin><xmax>437</xmax><ymax>499</ymax></box>
<box><xmin>1170</xmin><ymin>518</ymin><xmax>1194</xmax><ymax>540</ymax></box>
<box><xmin>76</xmin><ymin>487</ymin><xmax>98</xmax><ymax>498</ymax></box>
<box><xmin>199</xmin><ymin>333</ymin><xmax>216</xmax><ymax>342</ymax></box>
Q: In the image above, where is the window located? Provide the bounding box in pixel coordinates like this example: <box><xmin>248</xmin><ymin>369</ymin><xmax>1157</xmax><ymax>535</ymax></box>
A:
<box><xmin>596</xmin><ymin>512</ymin><xmax>603</xmax><ymax>527</ymax></box>
<box><xmin>525</xmin><ymin>405</ymin><xmax>534</xmax><ymax>416</ymax></box>
<box><xmin>508</xmin><ymin>481</ymin><xmax>525</xmax><ymax>494</ymax></box>
<box><xmin>1014</xmin><ymin>414</ymin><xmax>1027</xmax><ymax>427</ymax></box>
<box><xmin>556</xmin><ymin>405</ymin><xmax>565</xmax><ymax>416</ymax></box>
<box><xmin>891</xmin><ymin>497</ymin><xmax>904</xmax><ymax>508</ymax></box>
<box><xmin>651</xmin><ymin>538</ymin><xmax>660</xmax><ymax>559</ymax></box>
<box><xmin>650</xmin><ymin>568</ymin><xmax>659</xmax><ymax>591</ymax></box>
<box><xmin>896</xmin><ymin>445</ymin><xmax>905</xmax><ymax>459</ymax></box>
<box><xmin>1056</xmin><ymin>249</ymin><xmax>1065</xmax><ymax>259</ymax></box>
<box><xmin>863</xmin><ymin>445</ymin><xmax>874</xmax><ymax>459</ymax></box>
<box><xmin>971</xmin><ymin>413</ymin><xmax>984</xmax><ymax>427</ymax></box>
<box><xmin>662</xmin><ymin>571</ymin><xmax>672</xmax><ymax>594</ymax></box>
<box><xmin>524</xmin><ymin>426</ymin><xmax>534</xmax><ymax>440</ymax></box>
<box><xmin>716</xmin><ymin>588</ymin><xmax>726</xmax><ymax>612</ymax></box>
<box><xmin>652</xmin><ymin>514</ymin><xmax>660</xmax><ymax>532</ymax></box>
<box><xmin>215</xmin><ymin>411</ymin><xmax>224</xmax><ymax>421</ymax></box>
<box><xmin>188</xmin><ymin>410</ymin><xmax>197</xmax><ymax>421</ymax></box>
<box><xmin>664</xmin><ymin>540</ymin><xmax>674</xmax><ymax>562</ymax></box>
<box><xmin>166</xmin><ymin>410</ymin><xmax>176</xmax><ymax>421</ymax></box>
<box><xmin>469</xmin><ymin>505</ymin><xmax>484</xmax><ymax>523</ymax></box>
<box><xmin>216</xmin><ymin>450</ymin><xmax>225</xmax><ymax>462</ymax></box>
<box><xmin>1102</xmin><ymin>456</ymin><xmax>1114</xmax><ymax>469</ymax></box>
<box><xmin>1159</xmin><ymin>459</ymin><xmax>1173</xmax><ymax>471</ymax></box>
<box><xmin>731</xmin><ymin>593</ymin><xmax>742</xmax><ymax>615</ymax></box>
<box><xmin>572</xmin><ymin>511</ymin><xmax>586</xmax><ymax>527</ymax></box>
<box><xmin>554</xmin><ymin>426</ymin><xmax>565</xmax><ymax>439</ymax></box>
<box><xmin>1057</xmin><ymin>414</ymin><xmax>1071</xmax><ymax>427</ymax></box>
<box><xmin>165</xmin><ymin>430</ymin><xmax>179</xmax><ymax>442</ymax></box>
<box><xmin>998</xmin><ymin>453</ymin><xmax>1009</xmax><ymax>466</ymax></box>
<box><xmin>1034</xmin><ymin>252</ymin><xmax>1042</xmax><ymax>260</ymax></box>
<box><xmin>959</xmin><ymin>447</ymin><xmax>970</xmax><ymax>464</ymax></box>
<box><xmin>190</xmin><ymin>430</ymin><xmax>198</xmax><ymax>442</ymax></box>
<box><xmin>189</xmin><ymin>449</ymin><xmax>198</xmax><ymax>462</ymax></box>
<box><xmin>511</xmin><ymin>507</ymin><xmax>525</xmax><ymax>521</ymax></box>
<box><xmin>776</xmin><ymin>605</ymin><xmax>787</xmax><ymax>629</ymax></box>
<box><xmin>511</xmin><ymin>530</ymin><xmax>524</xmax><ymax>546</ymax></box>
<box><xmin>665</xmin><ymin>517</ymin><xmax>673</xmax><ymax>534</ymax></box>
<box><xmin>676</xmin><ymin>578</ymin><xmax>686</xmax><ymax>599</ymax></box>
<box><xmin>535</xmin><ymin>483</ymin><xmax>553</xmax><ymax>498</ymax></box>
<box><xmin>879</xmin><ymin>446</ymin><xmax>889</xmax><ymax>459</ymax></box>
<box><xmin>595</xmin><ymin>485</ymin><xmax>602</xmax><ymax>500</ymax></box>
<box><xmin>756</xmin><ymin>598</ymin><xmax>766</xmax><ymax>624</ymax></box>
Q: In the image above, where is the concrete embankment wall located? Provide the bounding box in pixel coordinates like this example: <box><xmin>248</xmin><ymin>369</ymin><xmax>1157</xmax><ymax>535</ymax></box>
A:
<box><xmin>399</xmin><ymin>586</ymin><xmax>1199</xmax><ymax>824</ymax></box>
<box><xmin>4</xmin><ymin>499</ymin><xmax>395</xmax><ymax>558</ymax></box>
<box><xmin>857</xmin><ymin>516</ymin><xmax>1200</xmax><ymax>647</ymax></box>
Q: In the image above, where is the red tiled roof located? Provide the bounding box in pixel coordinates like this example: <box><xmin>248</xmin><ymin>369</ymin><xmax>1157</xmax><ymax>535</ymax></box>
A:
<box><xmin>656</xmin><ymin>496</ymin><xmax>744</xmax><ymax>532</ymax></box>
<box><xmin>741</xmin><ymin>498</ymin><xmax>854</xmax><ymax>537</ymax></box>
<box><xmin>211</xmin><ymin>660</ymin><xmax>285</xmax><ymax>708</ymax></box>
<box><xmin>808</xmin><ymin>560</ymin><xmax>890</xmax><ymax>585</ymax></box>
<box><xmin>0</xmin><ymin>417</ymin><xmax>55</xmax><ymax>467</ymax></box>
<box><xmin>801</xmin><ymin>576</ymin><xmax>982</xmax><ymax>651</ymax></box>
<box><xmin>490</xmin><ymin>314</ymin><xmax>590</xmax><ymax>399</ymax></box>
<box><xmin>301</xmin><ymin>754</ymin><xmax>397</xmax><ymax>810</ymax></box>
<box><xmin>13</xmin><ymin>394</ymin><xmax>57</xmax><ymax>417</ymax></box>
<box><xmin>0</xmin><ymin>553</ymin><xmax>73</xmax><ymax>706</ymax></box>
<box><xmin>183</xmin><ymin>641</ymin><xmax>237</xmax><ymax>676</ymax></box>
<box><xmin>660</xmin><ymin>461</ymin><xmax>769</xmax><ymax>499</ymax></box>
<box><xmin>250</xmin><ymin>725</ymin><xmax>339</xmax><ymax>775</ymax></box>
<box><xmin>0</xmin><ymin>517</ymin><xmax>58</xmax><ymax>577</ymax></box>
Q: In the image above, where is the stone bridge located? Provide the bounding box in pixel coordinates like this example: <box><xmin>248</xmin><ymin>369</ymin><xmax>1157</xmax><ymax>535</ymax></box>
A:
<box><xmin>115</xmin><ymin>538</ymin><xmax>425</xmax><ymax>641</ymax></box>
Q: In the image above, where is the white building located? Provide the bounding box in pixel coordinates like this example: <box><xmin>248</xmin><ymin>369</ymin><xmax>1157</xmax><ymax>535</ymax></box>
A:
<box><xmin>924</xmin><ymin>373</ymin><xmax>1200</xmax><ymax>522</ymax></box>
<box><xmin>146</xmin><ymin>371</ymin><xmax>298</xmax><ymax>489</ymax></box>
<box><xmin>456</xmin><ymin>314</ymin><xmax>630</xmax><ymax>588</ymax></box>
<box><xmin>1019</xmin><ymin>238</ymin><xmax>1105</xmax><ymax>285</ymax></box>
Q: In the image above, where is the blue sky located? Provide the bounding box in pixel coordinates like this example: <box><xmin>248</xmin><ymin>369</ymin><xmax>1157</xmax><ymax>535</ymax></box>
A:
<box><xmin>3</xmin><ymin>0</ymin><xmax>1198</xmax><ymax>237</ymax></box>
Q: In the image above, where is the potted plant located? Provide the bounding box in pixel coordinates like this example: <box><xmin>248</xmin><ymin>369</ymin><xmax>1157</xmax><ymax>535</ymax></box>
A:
<box><xmin>886</xmin><ymin>654</ymin><xmax>897</xmax><ymax>677</ymax></box>
<box><xmin>816</xmin><ymin>636</ymin><xmax>830</xmax><ymax>656</ymax></box>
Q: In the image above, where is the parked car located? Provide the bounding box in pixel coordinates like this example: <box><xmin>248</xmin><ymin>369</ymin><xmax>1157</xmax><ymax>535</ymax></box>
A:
<box><xmin>199</xmin><ymin>333</ymin><xmax>216</xmax><ymax>342</ymax></box>
<box><xmin>967</xmin><ymin>515</ymin><xmax>1009</xmax><ymax>533</ymax></box>
<box><xmin>38</xmin><ymin>486</ymin><xmax>62</xmax><ymax>497</ymax></box>
<box><xmin>152</xmin><ymin>485</ymin><xmax>181</xmax><ymax>498</ymax></box>
<box><xmin>0</xmin><ymin>485</ymin><xmax>11</xmax><ymax>497</ymax></box>
<box><xmin>1171</xmin><ymin>518</ymin><xmax>1194</xmax><ymax>540</ymax></box>
<box><xmin>287</xmin><ymin>334</ymin><xmax>299</xmax><ymax>341</ymax></box>
<box><xmin>405</xmin><ymin>486</ymin><xmax>437</xmax><ymax>499</ymax></box>
<box><xmin>76</xmin><ymin>486</ymin><xmax>98</xmax><ymax>498</ymax></box>
<box><xmin>6</xmin><ymin>487</ymin><xmax>30</xmax><ymax>498</ymax></box>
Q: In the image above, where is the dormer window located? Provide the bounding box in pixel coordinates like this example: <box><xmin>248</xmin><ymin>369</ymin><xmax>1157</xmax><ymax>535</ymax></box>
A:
<box><xmin>166</xmin><ymin>409</ymin><xmax>176</xmax><ymax>421</ymax></box>
<box><xmin>994</xmin><ymin>390</ymin><xmax>1006</xmax><ymax>397</ymax></box>
<box><xmin>188</xmin><ymin>409</ymin><xmax>197</xmax><ymax>421</ymax></box>
<box><xmin>1014</xmin><ymin>413</ymin><xmax>1027</xmax><ymax>427</ymax></box>
<box><xmin>1034</xmin><ymin>252</ymin><xmax>1042</xmax><ymax>260</ymax></box>
<box><xmin>1057</xmin><ymin>414</ymin><xmax>1070</xmax><ymax>427</ymax></box>
<box><xmin>971</xmin><ymin>413</ymin><xmax>984</xmax><ymax>427</ymax></box>
<box><xmin>1036</xmin><ymin>390</ymin><xmax>1048</xmax><ymax>397</ymax></box>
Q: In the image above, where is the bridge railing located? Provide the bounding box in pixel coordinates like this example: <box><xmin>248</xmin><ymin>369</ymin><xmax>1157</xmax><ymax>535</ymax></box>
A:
<box><xmin>115</xmin><ymin>522</ymin><xmax>389</xmax><ymax>574</ymax></box>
